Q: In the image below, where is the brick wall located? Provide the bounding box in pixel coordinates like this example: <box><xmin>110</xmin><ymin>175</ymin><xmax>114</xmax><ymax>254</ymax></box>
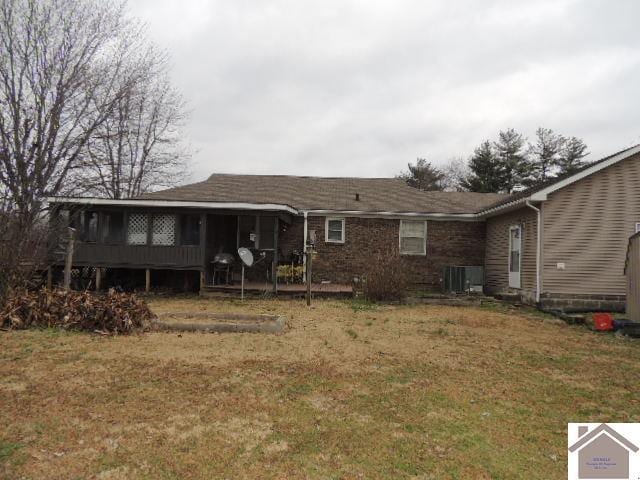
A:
<box><xmin>279</xmin><ymin>217</ymin><xmax>305</xmax><ymax>261</ymax></box>
<box><xmin>304</xmin><ymin>216</ymin><xmax>486</xmax><ymax>289</ymax></box>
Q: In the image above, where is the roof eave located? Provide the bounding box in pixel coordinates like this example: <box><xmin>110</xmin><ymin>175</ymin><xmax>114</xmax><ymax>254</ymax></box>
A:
<box><xmin>45</xmin><ymin>197</ymin><xmax>300</xmax><ymax>215</ymax></box>
<box><xmin>477</xmin><ymin>197</ymin><xmax>531</xmax><ymax>218</ymax></box>
<box><xmin>303</xmin><ymin>209</ymin><xmax>482</xmax><ymax>221</ymax></box>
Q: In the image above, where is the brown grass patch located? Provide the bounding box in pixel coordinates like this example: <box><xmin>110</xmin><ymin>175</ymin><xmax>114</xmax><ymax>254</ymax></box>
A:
<box><xmin>1</xmin><ymin>296</ymin><xmax>639</xmax><ymax>479</ymax></box>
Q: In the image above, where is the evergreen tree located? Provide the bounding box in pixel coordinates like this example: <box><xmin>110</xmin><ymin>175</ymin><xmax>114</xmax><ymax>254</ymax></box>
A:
<box><xmin>460</xmin><ymin>141</ymin><xmax>504</xmax><ymax>193</ymax></box>
<box><xmin>493</xmin><ymin>128</ymin><xmax>528</xmax><ymax>192</ymax></box>
<box><xmin>397</xmin><ymin>158</ymin><xmax>445</xmax><ymax>191</ymax></box>
<box><xmin>556</xmin><ymin>136</ymin><xmax>589</xmax><ymax>175</ymax></box>
<box><xmin>525</xmin><ymin>127</ymin><xmax>564</xmax><ymax>185</ymax></box>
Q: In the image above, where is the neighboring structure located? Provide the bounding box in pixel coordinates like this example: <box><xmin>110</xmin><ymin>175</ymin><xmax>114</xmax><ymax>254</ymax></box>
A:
<box><xmin>482</xmin><ymin>144</ymin><xmax>640</xmax><ymax>311</ymax></box>
<box><xmin>47</xmin><ymin>144</ymin><xmax>640</xmax><ymax>309</ymax></box>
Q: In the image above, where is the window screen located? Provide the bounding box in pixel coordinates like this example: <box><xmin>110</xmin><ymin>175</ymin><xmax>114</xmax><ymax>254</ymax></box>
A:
<box><xmin>83</xmin><ymin>212</ymin><xmax>98</xmax><ymax>242</ymax></box>
<box><xmin>100</xmin><ymin>212</ymin><xmax>124</xmax><ymax>243</ymax></box>
<box><xmin>400</xmin><ymin>220</ymin><xmax>426</xmax><ymax>255</ymax></box>
<box><xmin>70</xmin><ymin>210</ymin><xmax>97</xmax><ymax>242</ymax></box>
<box><xmin>127</xmin><ymin>213</ymin><xmax>148</xmax><ymax>245</ymax></box>
<box><xmin>259</xmin><ymin>216</ymin><xmax>275</xmax><ymax>249</ymax></box>
<box><xmin>238</xmin><ymin>215</ymin><xmax>256</xmax><ymax>249</ymax></box>
<box><xmin>326</xmin><ymin>218</ymin><xmax>345</xmax><ymax>243</ymax></box>
<box><xmin>152</xmin><ymin>214</ymin><xmax>176</xmax><ymax>246</ymax></box>
<box><xmin>180</xmin><ymin>214</ymin><xmax>201</xmax><ymax>246</ymax></box>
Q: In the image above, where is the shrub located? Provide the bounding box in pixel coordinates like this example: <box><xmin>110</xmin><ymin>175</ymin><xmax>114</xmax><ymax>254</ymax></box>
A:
<box><xmin>362</xmin><ymin>251</ymin><xmax>408</xmax><ymax>302</ymax></box>
<box><xmin>276</xmin><ymin>264</ymin><xmax>304</xmax><ymax>283</ymax></box>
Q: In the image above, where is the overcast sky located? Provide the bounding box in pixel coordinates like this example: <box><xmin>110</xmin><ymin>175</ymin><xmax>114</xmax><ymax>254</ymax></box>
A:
<box><xmin>129</xmin><ymin>0</ymin><xmax>640</xmax><ymax>182</ymax></box>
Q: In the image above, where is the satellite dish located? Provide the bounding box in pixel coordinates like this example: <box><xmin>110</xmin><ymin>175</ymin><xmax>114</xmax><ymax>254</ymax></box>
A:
<box><xmin>238</xmin><ymin>247</ymin><xmax>254</xmax><ymax>267</ymax></box>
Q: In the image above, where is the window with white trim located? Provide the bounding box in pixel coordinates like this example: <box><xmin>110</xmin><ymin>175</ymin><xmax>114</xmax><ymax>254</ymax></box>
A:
<box><xmin>636</xmin><ymin>222</ymin><xmax>640</xmax><ymax>234</ymax></box>
<box><xmin>399</xmin><ymin>220</ymin><xmax>426</xmax><ymax>255</ymax></box>
<box><xmin>152</xmin><ymin>214</ymin><xmax>176</xmax><ymax>246</ymax></box>
<box><xmin>325</xmin><ymin>217</ymin><xmax>345</xmax><ymax>243</ymax></box>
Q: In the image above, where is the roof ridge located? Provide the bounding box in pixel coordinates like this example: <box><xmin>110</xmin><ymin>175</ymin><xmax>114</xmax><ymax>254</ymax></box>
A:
<box><xmin>206</xmin><ymin>173</ymin><xmax>406</xmax><ymax>181</ymax></box>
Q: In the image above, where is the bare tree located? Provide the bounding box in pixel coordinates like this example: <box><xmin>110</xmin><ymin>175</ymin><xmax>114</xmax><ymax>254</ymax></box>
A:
<box><xmin>0</xmin><ymin>0</ymin><xmax>189</xmax><ymax>300</ymax></box>
<box><xmin>440</xmin><ymin>157</ymin><xmax>470</xmax><ymax>191</ymax></box>
<box><xmin>74</xmin><ymin>51</ymin><xmax>190</xmax><ymax>198</ymax></box>
<box><xmin>0</xmin><ymin>0</ymin><xmax>150</xmax><ymax>221</ymax></box>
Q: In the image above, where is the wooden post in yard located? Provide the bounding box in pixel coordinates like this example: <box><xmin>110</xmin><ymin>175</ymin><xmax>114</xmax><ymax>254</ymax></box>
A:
<box><xmin>95</xmin><ymin>268</ymin><xmax>102</xmax><ymax>291</ymax></box>
<box><xmin>46</xmin><ymin>267</ymin><xmax>53</xmax><ymax>290</ymax></box>
<box><xmin>306</xmin><ymin>248</ymin><xmax>312</xmax><ymax>306</ymax></box>
<box><xmin>63</xmin><ymin>228</ymin><xmax>75</xmax><ymax>291</ymax></box>
<box><xmin>145</xmin><ymin>269</ymin><xmax>151</xmax><ymax>293</ymax></box>
<box><xmin>200</xmin><ymin>270</ymin><xmax>205</xmax><ymax>293</ymax></box>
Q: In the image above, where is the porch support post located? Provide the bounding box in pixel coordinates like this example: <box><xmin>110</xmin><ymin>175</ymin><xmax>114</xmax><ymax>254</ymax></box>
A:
<box><xmin>145</xmin><ymin>269</ymin><xmax>151</xmax><ymax>293</ymax></box>
<box><xmin>95</xmin><ymin>267</ymin><xmax>102</xmax><ymax>291</ymax></box>
<box><xmin>200</xmin><ymin>213</ymin><xmax>207</xmax><ymax>285</ymax></box>
<box><xmin>46</xmin><ymin>266</ymin><xmax>53</xmax><ymax>290</ymax></box>
<box><xmin>272</xmin><ymin>216</ymin><xmax>279</xmax><ymax>294</ymax></box>
<box><xmin>63</xmin><ymin>227</ymin><xmax>75</xmax><ymax>291</ymax></box>
<box><xmin>302</xmin><ymin>211</ymin><xmax>308</xmax><ymax>282</ymax></box>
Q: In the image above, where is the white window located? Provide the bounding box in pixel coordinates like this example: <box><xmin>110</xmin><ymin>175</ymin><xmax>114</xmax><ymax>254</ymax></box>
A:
<box><xmin>152</xmin><ymin>214</ymin><xmax>176</xmax><ymax>246</ymax></box>
<box><xmin>127</xmin><ymin>213</ymin><xmax>148</xmax><ymax>245</ymax></box>
<box><xmin>325</xmin><ymin>217</ymin><xmax>345</xmax><ymax>243</ymax></box>
<box><xmin>399</xmin><ymin>220</ymin><xmax>426</xmax><ymax>255</ymax></box>
<box><xmin>636</xmin><ymin>223</ymin><xmax>640</xmax><ymax>233</ymax></box>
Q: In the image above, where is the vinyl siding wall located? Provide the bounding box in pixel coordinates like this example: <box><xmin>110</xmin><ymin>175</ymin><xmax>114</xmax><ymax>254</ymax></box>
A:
<box><xmin>484</xmin><ymin>207</ymin><xmax>538</xmax><ymax>301</ymax></box>
<box><xmin>542</xmin><ymin>152</ymin><xmax>640</xmax><ymax>296</ymax></box>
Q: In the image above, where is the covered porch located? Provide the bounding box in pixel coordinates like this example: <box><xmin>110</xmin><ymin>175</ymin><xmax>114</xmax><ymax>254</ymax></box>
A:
<box><xmin>47</xmin><ymin>197</ymin><xmax>311</xmax><ymax>295</ymax></box>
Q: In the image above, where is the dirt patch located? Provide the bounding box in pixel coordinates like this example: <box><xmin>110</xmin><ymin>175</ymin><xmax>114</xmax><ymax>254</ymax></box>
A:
<box><xmin>153</xmin><ymin>311</ymin><xmax>285</xmax><ymax>333</ymax></box>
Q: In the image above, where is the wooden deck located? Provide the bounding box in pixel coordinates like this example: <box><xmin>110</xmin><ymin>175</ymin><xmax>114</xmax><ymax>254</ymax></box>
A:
<box><xmin>200</xmin><ymin>281</ymin><xmax>353</xmax><ymax>298</ymax></box>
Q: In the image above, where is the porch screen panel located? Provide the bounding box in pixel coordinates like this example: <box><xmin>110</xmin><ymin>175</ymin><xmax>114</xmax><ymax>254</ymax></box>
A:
<box><xmin>152</xmin><ymin>214</ymin><xmax>176</xmax><ymax>246</ymax></box>
<box><xmin>238</xmin><ymin>216</ymin><xmax>256</xmax><ymax>249</ymax></box>
<box><xmin>259</xmin><ymin>216</ymin><xmax>275</xmax><ymax>249</ymax></box>
<box><xmin>127</xmin><ymin>213</ymin><xmax>148</xmax><ymax>245</ymax></box>
<box><xmin>180</xmin><ymin>214</ymin><xmax>200</xmax><ymax>246</ymax></box>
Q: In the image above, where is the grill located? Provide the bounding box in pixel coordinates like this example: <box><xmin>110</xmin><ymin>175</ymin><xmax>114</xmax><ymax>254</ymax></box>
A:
<box><xmin>213</xmin><ymin>253</ymin><xmax>235</xmax><ymax>265</ymax></box>
<box><xmin>212</xmin><ymin>253</ymin><xmax>235</xmax><ymax>285</ymax></box>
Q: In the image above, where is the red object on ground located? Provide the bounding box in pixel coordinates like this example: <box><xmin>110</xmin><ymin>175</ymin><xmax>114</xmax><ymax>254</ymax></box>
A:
<box><xmin>593</xmin><ymin>313</ymin><xmax>614</xmax><ymax>331</ymax></box>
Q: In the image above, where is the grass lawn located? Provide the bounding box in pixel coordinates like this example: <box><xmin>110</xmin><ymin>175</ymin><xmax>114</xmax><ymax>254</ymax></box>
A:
<box><xmin>1</xmin><ymin>297</ymin><xmax>639</xmax><ymax>479</ymax></box>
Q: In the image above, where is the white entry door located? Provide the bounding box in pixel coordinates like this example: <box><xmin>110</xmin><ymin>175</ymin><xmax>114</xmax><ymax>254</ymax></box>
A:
<box><xmin>508</xmin><ymin>225</ymin><xmax>522</xmax><ymax>289</ymax></box>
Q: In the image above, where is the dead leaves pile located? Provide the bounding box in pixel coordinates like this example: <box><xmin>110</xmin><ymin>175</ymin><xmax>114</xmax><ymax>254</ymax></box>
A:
<box><xmin>0</xmin><ymin>288</ymin><xmax>155</xmax><ymax>334</ymax></box>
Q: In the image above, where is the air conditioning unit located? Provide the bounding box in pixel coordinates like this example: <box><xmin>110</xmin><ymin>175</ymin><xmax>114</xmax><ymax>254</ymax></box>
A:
<box><xmin>443</xmin><ymin>266</ymin><xmax>484</xmax><ymax>294</ymax></box>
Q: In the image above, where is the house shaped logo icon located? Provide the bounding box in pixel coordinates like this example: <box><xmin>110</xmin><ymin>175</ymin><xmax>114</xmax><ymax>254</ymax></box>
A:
<box><xmin>568</xmin><ymin>424</ymin><xmax>639</xmax><ymax>479</ymax></box>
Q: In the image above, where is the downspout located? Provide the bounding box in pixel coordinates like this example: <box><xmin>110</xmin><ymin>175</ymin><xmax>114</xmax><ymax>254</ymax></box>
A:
<box><xmin>302</xmin><ymin>211</ymin><xmax>308</xmax><ymax>283</ymax></box>
<box><xmin>525</xmin><ymin>200</ymin><xmax>541</xmax><ymax>304</ymax></box>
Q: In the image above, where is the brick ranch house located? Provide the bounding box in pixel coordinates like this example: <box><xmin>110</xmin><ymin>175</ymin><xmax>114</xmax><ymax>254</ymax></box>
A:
<box><xmin>47</xmin><ymin>144</ymin><xmax>640</xmax><ymax>310</ymax></box>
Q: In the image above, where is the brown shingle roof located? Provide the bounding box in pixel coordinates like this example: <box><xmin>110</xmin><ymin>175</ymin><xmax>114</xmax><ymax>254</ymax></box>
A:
<box><xmin>137</xmin><ymin>174</ymin><xmax>507</xmax><ymax>215</ymax></box>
